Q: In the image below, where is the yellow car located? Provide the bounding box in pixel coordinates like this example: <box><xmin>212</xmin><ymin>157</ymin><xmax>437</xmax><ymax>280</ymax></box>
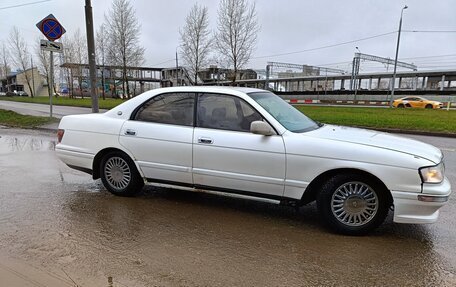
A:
<box><xmin>392</xmin><ymin>96</ymin><xmax>443</xmax><ymax>109</ymax></box>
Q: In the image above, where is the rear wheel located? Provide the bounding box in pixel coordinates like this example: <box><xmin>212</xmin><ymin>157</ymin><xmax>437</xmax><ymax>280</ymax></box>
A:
<box><xmin>100</xmin><ymin>151</ymin><xmax>144</xmax><ymax>196</ymax></box>
<box><xmin>425</xmin><ymin>104</ymin><xmax>433</xmax><ymax>109</ymax></box>
<box><xmin>316</xmin><ymin>174</ymin><xmax>390</xmax><ymax>235</ymax></box>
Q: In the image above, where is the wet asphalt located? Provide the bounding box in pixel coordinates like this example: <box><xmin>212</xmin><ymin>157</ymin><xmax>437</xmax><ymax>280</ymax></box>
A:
<box><xmin>0</xmin><ymin>127</ymin><xmax>455</xmax><ymax>287</ymax></box>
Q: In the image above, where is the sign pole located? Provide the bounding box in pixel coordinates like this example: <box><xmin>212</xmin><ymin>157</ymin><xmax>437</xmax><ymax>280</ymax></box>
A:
<box><xmin>85</xmin><ymin>0</ymin><xmax>99</xmax><ymax>113</ymax></box>
<box><xmin>49</xmin><ymin>51</ymin><xmax>54</xmax><ymax>118</ymax></box>
<box><xmin>36</xmin><ymin>13</ymin><xmax>66</xmax><ymax>118</ymax></box>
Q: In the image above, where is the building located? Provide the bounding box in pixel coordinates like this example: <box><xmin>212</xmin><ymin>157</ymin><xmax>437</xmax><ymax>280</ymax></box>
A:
<box><xmin>198</xmin><ymin>66</ymin><xmax>258</xmax><ymax>84</ymax></box>
<box><xmin>0</xmin><ymin>68</ymin><xmax>46</xmax><ymax>96</ymax></box>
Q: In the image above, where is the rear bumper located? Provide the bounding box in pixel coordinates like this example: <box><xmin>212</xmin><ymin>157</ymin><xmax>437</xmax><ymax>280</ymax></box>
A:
<box><xmin>56</xmin><ymin>147</ymin><xmax>94</xmax><ymax>172</ymax></box>
<box><xmin>392</xmin><ymin>177</ymin><xmax>451</xmax><ymax>224</ymax></box>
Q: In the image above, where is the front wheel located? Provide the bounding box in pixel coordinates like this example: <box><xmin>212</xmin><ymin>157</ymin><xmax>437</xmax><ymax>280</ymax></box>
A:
<box><xmin>425</xmin><ymin>104</ymin><xmax>433</xmax><ymax>109</ymax></box>
<box><xmin>100</xmin><ymin>151</ymin><xmax>144</xmax><ymax>196</ymax></box>
<box><xmin>316</xmin><ymin>174</ymin><xmax>390</xmax><ymax>235</ymax></box>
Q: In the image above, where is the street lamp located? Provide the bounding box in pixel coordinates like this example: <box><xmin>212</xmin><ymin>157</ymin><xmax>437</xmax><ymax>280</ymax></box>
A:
<box><xmin>389</xmin><ymin>5</ymin><xmax>408</xmax><ymax>107</ymax></box>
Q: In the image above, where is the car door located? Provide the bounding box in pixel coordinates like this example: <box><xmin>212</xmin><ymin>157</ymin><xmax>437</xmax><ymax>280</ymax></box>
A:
<box><xmin>119</xmin><ymin>92</ymin><xmax>195</xmax><ymax>185</ymax></box>
<box><xmin>415</xmin><ymin>97</ymin><xmax>427</xmax><ymax>108</ymax></box>
<box><xmin>407</xmin><ymin>97</ymin><xmax>422</xmax><ymax>108</ymax></box>
<box><xmin>192</xmin><ymin>93</ymin><xmax>286</xmax><ymax>198</ymax></box>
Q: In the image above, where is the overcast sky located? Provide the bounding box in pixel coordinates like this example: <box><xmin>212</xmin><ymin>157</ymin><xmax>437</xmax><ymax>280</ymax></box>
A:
<box><xmin>0</xmin><ymin>0</ymin><xmax>455</xmax><ymax>72</ymax></box>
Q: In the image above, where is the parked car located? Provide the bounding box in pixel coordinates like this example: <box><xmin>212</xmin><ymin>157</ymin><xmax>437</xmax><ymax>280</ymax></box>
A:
<box><xmin>17</xmin><ymin>91</ymin><xmax>28</xmax><ymax>97</ymax></box>
<box><xmin>2</xmin><ymin>91</ymin><xmax>28</xmax><ymax>97</ymax></box>
<box><xmin>56</xmin><ymin>87</ymin><xmax>451</xmax><ymax>235</ymax></box>
<box><xmin>393</xmin><ymin>96</ymin><xmax>443</xmax><ymax>109</ymax></box>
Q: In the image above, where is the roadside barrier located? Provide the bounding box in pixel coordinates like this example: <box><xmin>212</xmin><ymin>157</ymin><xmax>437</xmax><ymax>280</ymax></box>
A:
<box><xmin>285</xmin><ymin>99</ymin><xmax>456</xmax><ymax>108</ymax></box>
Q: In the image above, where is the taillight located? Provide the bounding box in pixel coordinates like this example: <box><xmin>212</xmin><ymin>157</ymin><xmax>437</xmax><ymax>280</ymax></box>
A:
<box><xmin>57</xmin><ymin>129</ymin><xmax>65</xmax><ymax>143</ymax></box>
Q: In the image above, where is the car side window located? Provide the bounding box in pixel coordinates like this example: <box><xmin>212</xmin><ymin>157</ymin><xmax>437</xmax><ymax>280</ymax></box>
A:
<box><xmin>197</xmin><ymin>93</ymin><xmax>263</xmax><ymax>132</ymax></box>
<box><xmin>134</xmin><ymin>93</ymin><xmax>195</xmax><ymax>126</ymax></box>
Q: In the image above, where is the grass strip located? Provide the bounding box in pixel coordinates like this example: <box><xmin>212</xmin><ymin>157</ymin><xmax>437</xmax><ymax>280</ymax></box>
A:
<box><xmin>0</xmin><ymin>109</ymin><xmax>57</xmax><ymax>129</ymax></box>
<box><xmin>1</xmin><ymin>96</ymin><xmax>455</xmax><ymax>134</ymax></box>
<box><xmin>0</xmin><ymin>96</ymin><xmax>124</xmax><ymax>110</ymax></box>
<box><xmin>298</xmin><ymin>106</ymin><xmax>456</xmax><ymax>134</ymax></box>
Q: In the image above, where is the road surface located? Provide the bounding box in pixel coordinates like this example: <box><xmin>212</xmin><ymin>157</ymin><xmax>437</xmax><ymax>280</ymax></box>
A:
<box><xmin>0</xmin><ymin>100</ymin><xmax>106</xmax><ymax>118</ymax></box>
<box><xmin>0</xmin><ymin>127</ymin><xmax>454</xmax><ymax>286</ymax></box>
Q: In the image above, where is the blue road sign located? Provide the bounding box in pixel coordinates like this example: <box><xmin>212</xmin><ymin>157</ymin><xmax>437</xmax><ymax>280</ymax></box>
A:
<box><xmin>36</xmin><ymin>14</ymin><xmax>66</xmax><ymax>41</ymax></box>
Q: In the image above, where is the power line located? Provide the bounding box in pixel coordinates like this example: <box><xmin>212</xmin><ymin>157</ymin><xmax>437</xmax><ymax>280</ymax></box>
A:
<box><xmin>0</xmin><ymin>0</ymin><xmax>51</xmax><ymax>10</ymax></box>
<box><xmin>151</xmin><ymin>58</ymin><xmax>175</xmax><ymax>66</ymax></box>
<box><xmin>317</xmin><ymin>54</ymin><xmax>456</xmax><ymax>68</ymax></box>
<box><xmin>252</xmin><ymin>31</ymin><xmax>397</xmax><ymax>59</ymax></box>
<box><xmin>403</xmin><ymin>30</ymin><xmax>456</xmax><ymax>33</ymax></box>
<box><xmin>400</xmin><ymin>53</ymin><xmax>456</xmax><ymax>60</ymax></box>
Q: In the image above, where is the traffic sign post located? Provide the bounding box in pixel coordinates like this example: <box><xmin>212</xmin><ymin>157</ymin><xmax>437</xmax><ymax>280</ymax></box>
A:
<box><xmin>37</xmin><ymin>14</ymin><xmax>66</xmax><ymax>118</ymax></box>
<box><xmin>40</xmin><ymin>40</ymin><xmax>63</xmax><ymax>53</ymax></box>
<box><xmin>36</xmin><ymin>14</ymin><xmax>66</xmax><ymax>42</ymax></box>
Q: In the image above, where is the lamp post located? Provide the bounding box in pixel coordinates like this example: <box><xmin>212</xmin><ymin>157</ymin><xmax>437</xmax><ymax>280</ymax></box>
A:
<box><xmin>389</xmin><ymin>5</ymin><xmax>408</xmax><ymax>107</ymax></box>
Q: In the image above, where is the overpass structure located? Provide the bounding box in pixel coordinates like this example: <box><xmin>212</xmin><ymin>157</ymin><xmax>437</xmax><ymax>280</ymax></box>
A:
<box><xmin>214</xmin><ymin>69</ymin><xmax>456</xmax><ymax>95</ymax></box>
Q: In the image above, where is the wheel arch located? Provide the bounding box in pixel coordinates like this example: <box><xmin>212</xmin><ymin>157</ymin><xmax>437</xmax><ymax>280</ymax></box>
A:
<box><xmin>301</xmin><ymin>168</ymin><xmax>393</xmax><ymax>205</ymax></box>
<box><xmin>92</xmin><ymin>147</ymin><xmax>143</xmax><ymax>179</ymax></box>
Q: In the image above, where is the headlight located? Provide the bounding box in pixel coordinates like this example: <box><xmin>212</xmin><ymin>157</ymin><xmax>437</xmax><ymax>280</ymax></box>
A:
<box><xmin>419</xmin><ymin>163</ymin><xmax>444</xmax><ymax>183</ymax></box>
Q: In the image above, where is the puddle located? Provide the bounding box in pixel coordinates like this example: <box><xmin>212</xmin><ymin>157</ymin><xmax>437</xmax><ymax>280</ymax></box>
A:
<box><xmin>0</xmin><ymin>135</ymin><xmax>56</xmax><ymax>154</ymax></box>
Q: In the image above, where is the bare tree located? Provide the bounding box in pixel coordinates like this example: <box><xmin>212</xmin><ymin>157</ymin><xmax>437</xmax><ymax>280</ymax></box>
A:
<box><xmin>180</xmin><ymin>3</ymin><xmax>212</xmax><ymax>85</ymax></box>
<box><xmin>61</xmin><ymin>35</ymin><xmax>76</xmax><ymax>98</ymax></box>
<box><xmin>73</xmin><ymin>29</ymin><xmax>87</xmax><ymax>99</ymax></box>
<box><xmin>104</xmin><ymin>0</ymin><xmax>145</xmax><ymax>98</ymax></box>
<box><xmin>35</xmin><ymin>39</ymin><xmax>52</xmax><ymax>98</ymax></box>
<box><xmin>215</xmin><ymin>0</ymin><xmax>259</xmax><ymax>82</ymax></box>
<box><xmin>9</xmin><ymin>27</ymin><xmax>35</xmax><ymax>97</ymax></box>
<box><xmin>0</xmin><ymin>43</ymin><xmax>10</xmax><ymax>80</ymax></box>
<box><xmin>96</xmin><ymin>24</ymin><xmax>108</xmax><ymax>100</ymax></box>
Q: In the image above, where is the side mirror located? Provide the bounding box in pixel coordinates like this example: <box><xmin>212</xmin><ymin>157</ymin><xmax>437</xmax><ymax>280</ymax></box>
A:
<box><xmin>250</xmin><ymin>121</ymin><xmax>275</xmax><ymax>136</ymax></box>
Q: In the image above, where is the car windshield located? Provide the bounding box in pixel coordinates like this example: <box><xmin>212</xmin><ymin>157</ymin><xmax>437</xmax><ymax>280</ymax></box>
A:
<box><xmin>249</xmin><ymin>92</ymin><xmax>320</xmax><ymax>133</ymax></box>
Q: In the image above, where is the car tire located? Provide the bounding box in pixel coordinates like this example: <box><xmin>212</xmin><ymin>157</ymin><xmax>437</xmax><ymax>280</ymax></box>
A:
<box><xmin>316</xmin><ymin>174</ymin><xmax>390</xmax><ymax>235</ymax></box>
<box><xmin>425</xmin><ymin>104</ymin><xmax>433</xmax><ymax>109</ymax></box>
<box><xmin>397</xmin><ymin>104</ymin><xmax>405</xmax><ymax>108</ymax></box>
<box><xmin>100</xmin><ymin>151</ymin><xmax>144</xmax><ymax>197</ymax></box>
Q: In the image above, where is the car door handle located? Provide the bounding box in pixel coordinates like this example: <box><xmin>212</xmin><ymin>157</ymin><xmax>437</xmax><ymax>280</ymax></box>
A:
<box><xmin>198</xmin><ymin>137</ymin><xmax>213</xmax><ymax>144</ymax></box>
<box><xmin>125</xmin><ymin>129</ymin><xmax>136</xmax><ymax>136</ymax></box>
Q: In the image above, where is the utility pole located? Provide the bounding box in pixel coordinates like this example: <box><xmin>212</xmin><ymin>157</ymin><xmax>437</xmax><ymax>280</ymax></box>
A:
<box><xmin>175</xmin><ymin>49</ymin><xmax>179</xmax><ymax>86</ymax></box>
<box><xmin>85</xmin><ymin>0</ymin><xmax>98</xmax><ymax>113</ymax></box>
<box><xmin>31</xmin><ymin>56</ymin><xmax>36</xmax><ymax>97</ymax></box>
<box><xmin>389</xmin><ymin>5</ymin><xmax>408</xmax><ymax>107</ymax></box>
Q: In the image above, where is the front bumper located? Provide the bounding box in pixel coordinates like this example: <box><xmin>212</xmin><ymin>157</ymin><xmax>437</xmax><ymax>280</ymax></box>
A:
<box><xmin>391</xmin><ymin>177</ymin><xmax>451</xmax><ymax>224</ymax></box>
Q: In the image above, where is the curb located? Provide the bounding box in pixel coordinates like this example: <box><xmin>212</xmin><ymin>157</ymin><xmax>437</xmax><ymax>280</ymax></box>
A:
<box><xmin>35</xmin><ymin>126</ymin><xmax>59</xmax><ymax>133</ymax></box>
<box><xmin>365</xmin><ymin>127</ymin><xmax>456</xmax><ymax>138</ymax></box>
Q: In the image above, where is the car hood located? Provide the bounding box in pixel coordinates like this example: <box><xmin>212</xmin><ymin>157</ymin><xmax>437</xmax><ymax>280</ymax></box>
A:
<box><xmin>306</xmin><ymin>125</ymin><xmax>442</xmax><ymax>164</ymax></box>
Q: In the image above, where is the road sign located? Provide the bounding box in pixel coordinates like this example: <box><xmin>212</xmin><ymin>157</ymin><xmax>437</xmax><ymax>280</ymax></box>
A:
<box><xmin>40</xmin><ymin>39</ymin><xmax>63</xmax><ymax>53</ymax></box>
<box><xmin>36</xmin><ymin>14</ymin><xmax>66</xmax><ymax>41</ymax></box>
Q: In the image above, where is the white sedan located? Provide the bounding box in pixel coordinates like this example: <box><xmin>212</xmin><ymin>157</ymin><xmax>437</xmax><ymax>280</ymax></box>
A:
<box><xmin>56</xmin><ymin>87</ymin><xmax>451</xmax><ymax>235</ymax></box>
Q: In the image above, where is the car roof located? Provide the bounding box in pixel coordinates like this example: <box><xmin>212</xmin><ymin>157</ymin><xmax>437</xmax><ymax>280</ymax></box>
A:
<box><xmin>105</xmin><ymin>86</ymin><xmax>269</xmax><ymax>119</ymax></box>
<box><xmin>147</xmin><ymin>86</ymin><xmax>266</xmax><ymax>94</ymax></box>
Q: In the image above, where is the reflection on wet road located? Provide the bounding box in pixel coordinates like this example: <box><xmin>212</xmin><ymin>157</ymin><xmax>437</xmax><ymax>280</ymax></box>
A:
<box><xmin>0</xmin><ymin>128</ymin><xmax>455</xmax><ymax>286</ymax></box>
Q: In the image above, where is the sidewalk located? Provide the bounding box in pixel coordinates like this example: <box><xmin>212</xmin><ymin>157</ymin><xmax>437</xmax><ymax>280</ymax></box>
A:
<box><xmin>0</xmin><ymin>101</ymin><xmax>107</xmax><ymax>132</ymax></box>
